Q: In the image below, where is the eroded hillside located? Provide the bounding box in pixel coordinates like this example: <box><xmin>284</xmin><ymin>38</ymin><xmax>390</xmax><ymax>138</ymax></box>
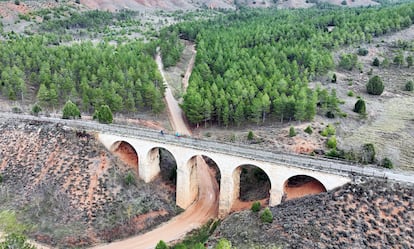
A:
<box><xmin>0</xmin><ymin>119</ymin><xmax>178</xmax><ymax>248</ymax></box>
<box><xmin>210</xmin><ymin>180</ymin><xmax>414</xmax><ymax>249</ymax></box>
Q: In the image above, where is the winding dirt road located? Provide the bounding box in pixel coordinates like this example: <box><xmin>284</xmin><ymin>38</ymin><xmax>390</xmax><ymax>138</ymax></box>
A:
<box><xmin>93</xmin><ymin>157</ymin><xmax>219</xmax><ymax>249</ymax></box>
<box><xmin>93</xmin><ymin>46</ymin><xmax>220</xmax><ymax>249</ymax></box>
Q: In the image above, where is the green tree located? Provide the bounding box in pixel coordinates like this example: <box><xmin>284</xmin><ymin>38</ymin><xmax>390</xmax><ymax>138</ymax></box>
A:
<box><xmin>326</xmin><ymin>136</ymin><xmax>337</xmax><ymax>149</ymax></box>
<box><xmin>289</xmin><ymin>126</ymin><xmax>296</xmax><ymax>137</ymax></box>
<box><xmin>62</xmin><ymin>100</ymin><xmax>81</xmax><ymax>119</ymax></box>
<box><xmin>304</xmin><ymin>125</ymin><xmax>313</xmax><ymax>134</ymax></box>
<box><xmin>372</xmin><ymin>57</ymin><xmax>380</xmax><ymax>67</ymax></box>
<box><xmin>380</xmin><ymin>157</ymin><xmax>393</xmax><ymax>169</ymax></box>
<box><xmin>366</xmin><ymin>76</ymin><xmax>384</xmax><ymax>95</ymax></box>
<box><xmin>353</xmin><ymin>99</ymin><xmax>366</xmax><ymax>114</ymax></box>
<box><xmin>251</xmin><ymin>201</ymin><xmax>261</xmax><ymax>212</ymax></box>
<box><xmin>260</xmin><ymin>207</ymin><xmax>273</xmax><ymax>223</ymax></box>
<box><xmin>405</xmin><ymin>80</ymin><xmax>413</xmax><ymax>91</ymax></box>
<box><xmin>94</xmin><ymin>105</ymin><xmax>113</xmax><ymax>124</ymax></box>
<box><xmin>155</xmin><ymin>240</ymin><xmax>169</xmax><ymax>249</ymax></box>
<box><xmin>31</xmin><ymin>103</ymin><xmax>42</xmax><ymax>116</ymax></box>
<box><xmin>393</xmin><ymin>52</ymin><xmax>404</xmax><ymax>67</ymax></box>
<box><xmin>36</xmin><ymin>84</ymin><xmax>50</xmax><ymax>107</ymax></box>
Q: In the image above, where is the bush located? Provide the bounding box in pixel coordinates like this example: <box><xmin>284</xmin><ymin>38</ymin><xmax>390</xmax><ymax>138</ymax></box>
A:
<box><xmin>407</xmin><ymin>55</ymin><xmax>413</xmax><ymax>68</ymax></box>
<box><xmin>321</xmin><ymin>124</ymin><xmax>335</xmax><ymax>137</ymax></box>
<box><xmin>260</xmin><ymin>207</ymin><xmax>273</xmax><ymax>223</ymax></box>
<box><xmin>215</xmin><ymin>238</ymin><xmax>232</xmax><ymax>249</ymax></box>
<box><xmin>156</xmin><ymin>240</ymin><xmax>169</xmax><ymax>249</ymax></box>
<box><xmin>357</xmin><ymin>48</ymin><xmax>368</xmax><ymax>56</ymax></box>
<box><xmin>339</xmin><ymin>53</ymin><xmax>358</xmax><ymax>70</ymax></box>
<box><xmin>347</xmin><ymin>91</ymin><xmax>354</xmax><ymax>97</ymax></box>
<box><xmin>0</xmin><ymin>173</ymin><xmax>3</xmax><ymax>184</ymax></box>
<box><xmin>326</xmin><ymin>136</ymin><xmax>337</xmax><ymax>149</ymax></box>
<box><xmin>366</xmin><ymin>75</ymin><xmax>384</xmax><ymax>95</ymax></box>
<box><xmin>304</xmin><ymin>125</ymin><xmax>313</xmax><ymax>134</ymax></box>
<box><xmin>93</xmin><ymin>105</ymin><xmax>113</xmax><ymax>124</ymax></box>
<box><xmin>11</xmin><ymin>106</ymin><xmax>22</xmax><ymax>114</ymax></box>
<box><xmin>372</xmin><ymin>57</ymin><xmax>380</xmax><ymax>67</ymax></box>
<box><xmin>405</xmin><ymin>80</ymin><xmax>413</xmax><ymax>91</ymax></box>
<box><xmin>353</xmin><ymin>99</ymin><xmax>366</xmax><ymax>114</ymax></box>
<box><xmin>289</xmin><ymin>126</ymin><xmax>296</xmax><ymax>137</ymax></box>
<box><xmin>326</xmin><ymin>149</ymin><xmax>341</xmax><ymax>158</ymax></box>
<box><xmin>381</xmin><ymin>157</ymin><xmax>393</xmax><ymax>169</ymax></box>
<box><xmin>251</xmin><ymin>201</ymin><xmax>261</xmax><ymax>212</ymax></box>
<box><xmin>62</xmin><ymin>100</ymin><xmax>81</xmax><ymax>119</ymax></box>
<box><xmin>331</xmin><ymin>73</ymin><xmax>337</xmax><ymax>83</ymax></box>
<box><xmin>31</xmin><ymin>103</ymin><xmax>42</xmax><ymax>116</ymax></box>
<box><xmin>14</xmin><ymin>0</ymin><xmax>20</xmax><ymax>5</ymax></box>
<box><xmin>0</xmin><ymin>233</ymin><xmax>35</xmax><ymax>249</ymax></box>
<box><xmin>124</xmin><ymin>172</ymin><xmax>135</xmax><ymax>186</ymax></box>
<box><xmin>247</xmin><ymin>131</ymin><xmax>254</xmax><ymax>140</ymax></box>
<box><xmin>361</xmin><ymin>143</ymin><xmax>375</xmax><ymax>164</ymax></box>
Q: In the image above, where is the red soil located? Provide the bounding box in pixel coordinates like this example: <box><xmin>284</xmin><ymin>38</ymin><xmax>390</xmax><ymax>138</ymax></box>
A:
<box><xmin>112</xmin><ymin>141</ymin><xmax>139</xmax><ymax>175</ymax></box>
<box><xmin>284</xmin><ymin>181</ymin><xmax>326</xmax><ymax>200</ymax></box>
<box><xmin>231</xmin><ymin>198</ymin><xmax>269</xmax><ymax>212</ymax></box>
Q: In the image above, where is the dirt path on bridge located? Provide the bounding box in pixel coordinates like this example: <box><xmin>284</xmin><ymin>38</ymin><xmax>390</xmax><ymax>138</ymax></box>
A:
<box><xmin>92</xmin><ymin>156</ymin><xmax>219</xmax><ymax>249</ymax></box>
<box><xmin>156</xmin><ymin>50</ymin><xmax>192</xmax><ymax>136</ymax></box>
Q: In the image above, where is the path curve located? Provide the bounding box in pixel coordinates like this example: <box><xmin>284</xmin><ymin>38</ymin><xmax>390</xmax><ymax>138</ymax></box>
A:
<box><xmin>156</xmin><ymin>49</ymin><xmax>192</xmax><ymax>136</ymax></box>
<box><xmin>92</xmin><ymin>156</ymin><xmax>219</xmax><ymax>249</ymax></box>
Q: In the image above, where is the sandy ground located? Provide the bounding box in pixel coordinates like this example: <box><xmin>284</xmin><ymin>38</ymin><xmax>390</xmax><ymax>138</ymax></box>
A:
<box><xmin>92</xmin><ymin>156</ymin><xmax>219</xmax><ymax>249</ymax></box>
<box><xmin>156</xmin><ymin>49</ymin><xmax>192</xmax><ymax>136</ymax></box>
<box><xmin>284</xmin><ymin>181</ymin><xmax>327</xmax><ymax>201</ymax></box>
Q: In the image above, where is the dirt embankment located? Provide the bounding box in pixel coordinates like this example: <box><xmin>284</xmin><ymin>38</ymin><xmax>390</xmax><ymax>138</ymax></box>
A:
<box><xmin>210</xmin><ymin>179</ymin><xmax>414</xmax><ymax>249</ymax></box>
<box><xmin>0</xmin><ymin>120</ymin><xmax>177</xmax><ymax>248</ymax></box>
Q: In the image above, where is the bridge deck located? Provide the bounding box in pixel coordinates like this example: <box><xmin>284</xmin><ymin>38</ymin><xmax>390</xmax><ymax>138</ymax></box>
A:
<box><xmin>1</xmin><ymin>113</ymin><xmax>413</xmax><ymax>184</ymax></box>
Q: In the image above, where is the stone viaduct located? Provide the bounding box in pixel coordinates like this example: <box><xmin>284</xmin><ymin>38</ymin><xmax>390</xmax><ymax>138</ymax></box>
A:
<box><xmin>98</xmin><ymin>133</ymin><xmax>350</xmax><ymax>216</ymax></box>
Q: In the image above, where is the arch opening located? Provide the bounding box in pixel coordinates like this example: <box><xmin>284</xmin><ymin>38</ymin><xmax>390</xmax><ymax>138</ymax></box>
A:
<box><xmin>111</xmin><ymin>141</ymin><xmax>138</xmax><ymax>175</ymax></box>
<box><xmin>283</xmin><ymin>175</ymin><xmax>327</xmax><ymax>201</ymax></box>
<box><xmin>232</xmin><ymin>164</ymin><xmax>271</xmax><ymax>211</ymax></box>
<box><xmin>148</xmin><ymin>147</ymin><xmax>177</xmax><ymax>186</ymax></box>
<box><xmin>184</xmin><ymin>155</ymin><xmax>221</xmax><ymax>209</ymax></box>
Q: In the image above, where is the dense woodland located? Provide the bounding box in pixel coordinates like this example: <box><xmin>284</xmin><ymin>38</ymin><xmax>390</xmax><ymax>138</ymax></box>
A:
<box><xmin>168</xmin><ymin>3</ymin><xmax>414</xmax><ymax>126</ymax></box>
<box><xmin>0</xmin><ymin>35</ymin><xmax>165</xmax><ymax>114</ymax></box>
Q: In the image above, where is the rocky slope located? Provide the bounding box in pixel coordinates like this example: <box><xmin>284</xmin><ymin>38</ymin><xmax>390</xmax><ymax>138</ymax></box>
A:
<box><xmin>0</xmin><ymin>119</ymin><xmax>178</xmax><ymax>248</ymax></box>
<box><xmin>209</xmin><ymin>179</ymin><xmax>414</xmax><ymax>249</ymax></box>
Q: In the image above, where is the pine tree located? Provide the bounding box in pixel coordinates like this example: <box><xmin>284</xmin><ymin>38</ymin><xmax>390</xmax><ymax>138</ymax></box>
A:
<box><xmin>62</xmin><ymin>100</ymin><xmax>81</xmax><ymax>119</ymax></box>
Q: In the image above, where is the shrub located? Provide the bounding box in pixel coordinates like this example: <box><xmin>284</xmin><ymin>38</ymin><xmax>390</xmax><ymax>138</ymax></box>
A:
<box><xmin>304</xmin><ymin>125</ymin><xmax>313</xmax><ymax>134</ymax></box>
<box><xmin>341</xmin><ymin>0</ymin><xmax>347</xmax><ymax>5</ymax></box>
<box><xmin>215</xmin><ymin>238</ymin><xmax>232</xmax><ymax>249</ymax></box>
<box><xmin>326</xmin><ymin>149</ymin><xmax>340</xmax><ymax>158</ymax></box>
<box><xmin>321</xmin><ymin>124</ymin><xmax>335</xmax><ymax>137</ymax></box>
<box><xmin>62</xmin><ymin>100</ymin><xmax>81</xmax><ymax>119</ymax></box>
<box><xmin>251</xmin><ymin>201</ymin><xmax>261</xmax><ymax>212</ymax></box>
<box><xmin>339</xmin><ymin>53</ymin><xmax>357</xmax><ymax>70</ymax></box>
<box><xmin>347</xmin><ymin>91</ymin><xmax>354</xmax><ymax>97</ymax></box>
<box><xmin>381</xmin><ymin>157</ymin><xmax>393</xmax><ymax>169</ymax></box>
<box><xmin>366</xmin><ymin>76</ymin><xmax>384</xmax><ymax>95</ymax></box>
<box><xmin>405</xmin><ymin>80</ymin><xmax>413</xmax><ymax>91</ymax></box>
<box><xmin>31</xmin><ymin>103</ymin><xmax>42</xmax><ymax>116</ymax></box>
<box><xmin>357</xmin><ymin>48</ymin><xmax>368</xmax><ymax>56</ymax></box>
<box><xmin>247</xmin><ymin>131</ymin><xmax>254</xmax><ymax>140</ymax></box>
<box><xmin>156</xmin><ymin>240</ymin><xmax>168</xmax><ymax>249</ymax></box>
<box><xmin>174</xmin><ymin>244</ymin><xmax>187</xmax><ymax>249</ymax></box>
<box><xmin>331</xmin><ymin>73</ymin><xmax>337</xmax><ymax>83</ymax></box>
<box><xmin>407</xmin><ymin>55</ymin><xmax>413</xmax><ymax>68</ymax></box>
<box><xmin>372</xmin><ymin>57</ymin><xmax>380</xmax><ymax>67</ymax></box>
<box><xmin>289</xmin><ymin>126</ymin><xmax>296</xmax><ymax>137</ymax></box>
<box><xmin>14</xmin><ymin>0</ymin><xmax>20</xmax><ymax>5</ymax></box>
<box><xmin>93</xmin><ymin>105</ymin><xmax>113</xmax><ymax>124</ymax></box>
<box><xmin>260</xmin><ymin>207</ymin><xmax>273</xmax><ymax>223</ymax></box>
<box><xmin>124</xmin><ymin>172</ymin><xmax>135</xmax><ymax>186</ymax></box>
<box><xmin>0</xmin><ymin>233</ymin><xmax>35</xmax><ymax>249</ymax></box>
<box><xmin>353</xmin><ymin>99</ymin><xmax>366</xmax><ymax>114</ymax></box>
<box><xmin>11</xmin><ymin>106</ymin><xmax>22</xmax><ymax>114</ymax></box>
<box><xmin>361</xmin><ymin>143</ymin><xmax>375</xmax><ymax>164</ymax></box>
<box><xmin>0</xmin><ymin>173</ymin><xmax>3</xmax><ymax>184</ymax></box>
<box><xmin>326</xmin><ymin>136</ymin><xmax>337</xmax><ymax>149</ymax></box>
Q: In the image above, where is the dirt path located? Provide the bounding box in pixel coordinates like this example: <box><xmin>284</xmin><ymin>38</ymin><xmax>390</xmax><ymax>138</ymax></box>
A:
<box><xmin>92</xmin><ymin>156</ymin><xmax>219</xmax><ymax>249</ymax></box>
<box><xmin>156</xmin><ymin>50</ymin><xmax>192</xmax><ymax>136</ymax></box>
<box><xmin>182</xmin><ymin>44</ymin><xmax>196</xmax><ymax>92</ymax></box>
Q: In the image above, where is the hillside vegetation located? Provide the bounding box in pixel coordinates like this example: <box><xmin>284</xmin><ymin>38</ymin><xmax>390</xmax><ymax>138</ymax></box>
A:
<box><xmin>169</xmin><ymin>4</ymin><xmax>414</xmax><ymax>126</ymax></box>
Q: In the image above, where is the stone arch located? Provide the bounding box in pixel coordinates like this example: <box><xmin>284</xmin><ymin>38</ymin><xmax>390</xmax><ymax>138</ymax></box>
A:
<box><xmin>110</xmin><ymin>141</ymin><xmax>139</xmax><ymax>175</ymax></box>
<box><xmin>179</xmin><ymin>155</ymin><xmax>221</xmax><ymax>210</ymax></box>
<box><xmin>232</xmin><ymin>164</ymin><xmax>271</xmax><ymax>211</ymax></box>
<box><xmin>146</xmin><ymin>147</ymin><xmax>177</xmax><ymax>185</ymax></box>
<box><xmin>283</xmin><ymin>175</ymin><xmax>327</xmax><ymax>201</ymax></box>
